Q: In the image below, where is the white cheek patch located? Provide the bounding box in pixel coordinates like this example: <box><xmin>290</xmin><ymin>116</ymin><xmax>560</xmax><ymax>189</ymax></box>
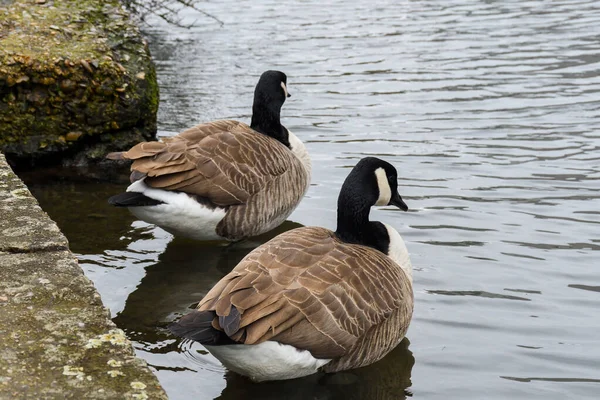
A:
<box><xmin>374</xmin><ymin>168</ymin><xmax>391</xmax><ymax>206</ymax></box>
<box><xmin>281</xmin><ymin>81</ymin><xmax>289</xmax><ymax>97</ymax></box>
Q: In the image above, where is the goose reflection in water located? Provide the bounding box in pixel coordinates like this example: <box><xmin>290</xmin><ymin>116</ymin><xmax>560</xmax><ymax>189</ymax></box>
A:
<box><xmin>217</xmin><ymin>338</ymin><xmax>414</xmax><ymax>400</ymax></box>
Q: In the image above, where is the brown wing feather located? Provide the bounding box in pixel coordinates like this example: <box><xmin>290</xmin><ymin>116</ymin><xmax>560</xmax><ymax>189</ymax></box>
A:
<box><xmin>215</xmin><ymin>161</ymin><xmax>309</xmax><ymax>239</ymax></box>
<box><xmin>197</xmin><ymin>227</ymin><xmax>413</xmax><ymax>361</ymax></box>
<box><xmin>116</xmin><ymin>120</ymin><xmax>307</xmax><ymax>208</ymax></box>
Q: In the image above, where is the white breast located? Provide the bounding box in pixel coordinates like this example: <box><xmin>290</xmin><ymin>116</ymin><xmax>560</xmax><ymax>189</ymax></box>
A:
<box><xmin>382</xmin><ymin>223</ymin><xmax>413</xmax><ymax>284</ymax></box>
<box><xmin>205</xmin><ymin>341</ymin><xmax>330</xmax><ymax>382</ymax></box>
<box><xmin>287</xmin><ymin>129</ymin><xmax>312</xmax><ymax>179</ymax></box>
<box><xmin>126</xmin><ymin>179</ymin><xmax>227</xmax><ymax>241</ymax></box>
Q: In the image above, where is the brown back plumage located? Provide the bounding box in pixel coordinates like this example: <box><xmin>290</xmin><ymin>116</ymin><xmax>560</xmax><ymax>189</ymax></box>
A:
<box><xmin>110</xmin><ymin>120</ymin><xmax>310</xmax><ymax>239</ymax></box>
<box><xmin>197</xmin><ymin>227</ymin><xmax>413</xmax><ymax>371</ymax></box>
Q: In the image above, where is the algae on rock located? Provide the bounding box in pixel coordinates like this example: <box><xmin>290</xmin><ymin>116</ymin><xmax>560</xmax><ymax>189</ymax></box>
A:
<box><xmin>0</xmin><ymin>0</ymin><xmax>159</xmax><ymax>166</ymax></box>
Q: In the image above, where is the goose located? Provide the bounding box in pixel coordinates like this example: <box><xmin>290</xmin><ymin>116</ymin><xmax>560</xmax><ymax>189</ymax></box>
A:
<box><xmin>107</xmin><ymin>70</ymin><xmax>311</xmax><ymax>241</ymax></box>
<box><xmin>168</xmin><ymin>157</ymin><xmax>413</xmax><ymax>382</ymax></box>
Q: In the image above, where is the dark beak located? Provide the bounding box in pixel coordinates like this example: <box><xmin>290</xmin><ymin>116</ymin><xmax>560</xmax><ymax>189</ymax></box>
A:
<box><xmin>287</xmin><ymin>92</ymin><xmax>291</xmax><ymax>98</ymax></box>
<box><xmin>389</xmin><ymin>191</ymin><xmax>408</xmax><ymax>211</ymax></box>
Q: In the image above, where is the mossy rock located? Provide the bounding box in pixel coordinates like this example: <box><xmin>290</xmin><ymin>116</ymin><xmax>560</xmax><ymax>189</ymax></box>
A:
<box><xmin>0</xmin><ymin>0</ymin><xmax>159</xmax><ymax>167</ymax></box>
<box><xmin>0</xmin><ymin>154</ymin><xmax>168</xmax><ymax>399</ymax></box>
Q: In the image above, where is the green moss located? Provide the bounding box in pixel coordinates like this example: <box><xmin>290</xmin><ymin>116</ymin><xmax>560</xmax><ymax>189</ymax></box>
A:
<box><xmin>0</xmin><ymin>0</ymin><xmax>158</xmax><ymax>164</ymax></box>
<box><xmin>144</xmin><ymin>63</ymin><xmax>160</xmax><ymax>120</ymax></box>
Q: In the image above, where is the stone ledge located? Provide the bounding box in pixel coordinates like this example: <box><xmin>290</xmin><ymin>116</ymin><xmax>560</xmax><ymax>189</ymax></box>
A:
<box><xmin>0</xmin><ymin>153</ymin><xmax>168</xmax><ymax>399</ymax></box>
<box><xmin>0</xmin><ymin>155</ymin><xmax>69</xmax><ymax>252</ymax></box>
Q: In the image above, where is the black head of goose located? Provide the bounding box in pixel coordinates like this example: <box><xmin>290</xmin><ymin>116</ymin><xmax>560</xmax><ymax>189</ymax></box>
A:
<box><xmin>336</xmin><ymin>157</ymin><xmax>408</xmax><ymax>256</ymax></box>
<box><xmin>168</xmin><ymin>156</ymin><xmax>413</xmax><ymax>382</ymax></box>
<box><xmin>251</xmin><ymin>70</ymin><xmax>291</xmax><ymax>147</ymax></box>
<box><xmin>106</xmin><ymin>70</ymin><xmax>311</xmax><ymax>241</ymax></box>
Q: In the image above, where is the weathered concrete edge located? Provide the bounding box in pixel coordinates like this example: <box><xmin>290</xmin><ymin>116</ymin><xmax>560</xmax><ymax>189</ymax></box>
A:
<box><xmin>0</xmin><ymin>153</ymin><xmax>168</xmax><ymax>399</ymax></box>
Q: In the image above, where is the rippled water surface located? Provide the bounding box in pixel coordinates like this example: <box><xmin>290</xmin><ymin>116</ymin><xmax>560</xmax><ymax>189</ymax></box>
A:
<box><xmin>23</xmin><ymin>0</ymin><xmax>600</xmax><ymax>399</ymax></box>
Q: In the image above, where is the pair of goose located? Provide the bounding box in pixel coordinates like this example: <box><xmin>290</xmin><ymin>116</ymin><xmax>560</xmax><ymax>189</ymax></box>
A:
<box><xmin>108</xmin><ymin>71</ymin><xmax>414</xmax><ymax>382</ymax></box>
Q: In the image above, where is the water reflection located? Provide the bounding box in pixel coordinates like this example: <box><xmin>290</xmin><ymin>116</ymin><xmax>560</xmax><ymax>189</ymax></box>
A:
<box><xmin>501</xmin><ymin>376</ymin><xmax>600</xmax><ymax>384</ymax></box>
<box><xmin>427</xmin><ymin>290</ymin><xmax>531</xmax><ymax>302</ymax></box>
<box><xmin>568</xmin><ymin>284</ymin><xmax>600</xmax><ymax>293</ymax></box>
<box><xmin>19</xmin><ymin>169</ymin><xmax>140</xmax><ymax>254</ymax></box>
<box><xmin>217</xmin><ymin>338</ymin><xmax>414</xmax><ymax>400</ymax></box>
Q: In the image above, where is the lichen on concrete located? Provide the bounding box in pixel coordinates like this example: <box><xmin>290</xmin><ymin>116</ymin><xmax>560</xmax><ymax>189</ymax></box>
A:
<box><xmin>0</xmin><ymin>154</ymin><xmax>167</xmax><ymax>399</ymax></box>
<box><xmin>0</xmin><ymin>157</ymin><xmax>68</xmax><ymax>252</ymax></box>
<box><xmin>0</xmin><ymin>0</ymin><xmax>159</xmax><ymax>166</ymax></box>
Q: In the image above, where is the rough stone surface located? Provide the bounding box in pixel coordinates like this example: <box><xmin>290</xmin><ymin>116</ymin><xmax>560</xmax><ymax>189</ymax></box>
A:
<box><xmin>0</xmin><ymin>0</ymin><xmax>159</xmax><ymax>167</ymax></box>
<box><xmin>0</xmin><ymin>154</ymin><xmax>168</xmax><ymax>399</ymax></box>
<box><xmin>0</xmin><ymin>157</ymin><xmax>68</xmax><ymax>252</ymax></box>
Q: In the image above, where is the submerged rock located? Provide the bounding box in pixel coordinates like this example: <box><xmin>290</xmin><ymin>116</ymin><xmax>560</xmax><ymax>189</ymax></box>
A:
<box><xmin>0</xmin><ymin>0</ymin><xmax>159</xmax><ymax>168</ymax></box>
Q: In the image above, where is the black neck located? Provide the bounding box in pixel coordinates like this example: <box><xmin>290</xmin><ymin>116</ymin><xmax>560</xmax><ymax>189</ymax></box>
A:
<box><xmin>335</xmin><ymin>191</ymin><xmax>390</xmax><ymax>254</ymax></box>
<box><xmin>250</xmin><ymin>103</ymin><xmax>290</xmax><ymax>148</ymax></box>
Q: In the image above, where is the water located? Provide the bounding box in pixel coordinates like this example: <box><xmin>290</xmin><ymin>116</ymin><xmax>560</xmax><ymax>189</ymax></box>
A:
<box><xmin>21</xmin><ymin>0</ymin><xmax>600</xmax><ymax>398</ymax></box>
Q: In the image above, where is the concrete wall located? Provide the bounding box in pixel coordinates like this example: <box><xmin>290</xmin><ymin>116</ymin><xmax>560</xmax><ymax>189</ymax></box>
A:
<box><xmin>0</xmin><ymin>153</ymin><xmax>168</xmax><ymax>399</ymax></box>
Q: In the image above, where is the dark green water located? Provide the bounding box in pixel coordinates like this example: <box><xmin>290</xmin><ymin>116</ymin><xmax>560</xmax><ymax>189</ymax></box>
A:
<box><xmin>21</xmin><ymin>0</ymin><xmax>600</xmax><ymax>399</ymax></box>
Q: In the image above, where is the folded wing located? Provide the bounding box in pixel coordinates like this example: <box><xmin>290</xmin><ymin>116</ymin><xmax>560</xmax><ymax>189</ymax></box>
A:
<box><xmin>112</xmin><ymin>120</ymin><xmax>305</xmax><ymax>207</ymax></box>
<box><xmin>197</xmin><ymin>227</ymin><xmax>413</xmax><ymax>359</ymax></box>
